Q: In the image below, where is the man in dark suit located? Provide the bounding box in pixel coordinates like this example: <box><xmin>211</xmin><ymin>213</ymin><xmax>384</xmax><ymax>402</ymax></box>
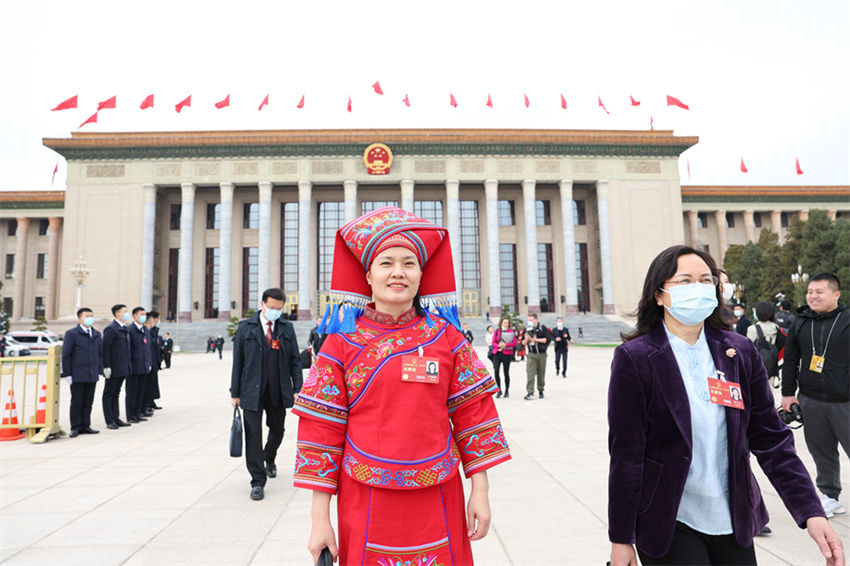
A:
<box><xmin>552</xmin><ymin>316</ymin><xmax>573</xmax><ymax>378</ymax></box>
<box><xmin>161</xmin><ymin>332</ymin><xmax>173</xmax><ymax>369</ymax></box>
<box><xmin>215</xmin><ymin>334</ymin><xmax>225</xmax><ymax>359</ymax></box>
<box><xmin>230</xmin><ymin>288</ymin><xmax>302</xmax><ymax>501</ymax></box>
<box><xmin>127</xmin><ymin>306</ymin><xmax>152</xmax><ymax>423</ymax></box>
<box><xmin>143</xmin><ymin>310</ymin><xmax>163</xmax><ymax>414</ymax></box>
<box><xmin>102</xmin><ymin>304</ymin><xmax>133</xmax><ymax>429</ymax></box>
<box><xmin>61</xmin><ymin>307</ymin><xmax>103</xmax><ymax>437</ymax></box>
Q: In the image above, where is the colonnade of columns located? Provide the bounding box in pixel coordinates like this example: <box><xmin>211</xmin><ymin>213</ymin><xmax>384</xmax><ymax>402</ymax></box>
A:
<box><xmin>140</xmin><ymin>178</ymin><xmax>616</xmax><ymax>322</ymax></box>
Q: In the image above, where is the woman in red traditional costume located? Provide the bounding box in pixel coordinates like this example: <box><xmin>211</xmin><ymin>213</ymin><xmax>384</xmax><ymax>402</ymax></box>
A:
<box><xmin>292</xmin><ymin>207</ymin><xmax>511</xmax><ymax>566</ymax></box>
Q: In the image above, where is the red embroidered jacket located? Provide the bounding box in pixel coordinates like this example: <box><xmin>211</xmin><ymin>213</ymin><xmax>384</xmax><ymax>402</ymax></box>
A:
<box><xmin>292</xmin><ymin>307</ymin><xmax>511</xmax><ymax>493</ymax></box>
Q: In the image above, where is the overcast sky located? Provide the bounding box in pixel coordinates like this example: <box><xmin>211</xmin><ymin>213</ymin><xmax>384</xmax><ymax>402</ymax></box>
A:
<box><xmin>1</xmin><ymin>0</ymin><xmax>848</xmax><ymax>191</ymax></box>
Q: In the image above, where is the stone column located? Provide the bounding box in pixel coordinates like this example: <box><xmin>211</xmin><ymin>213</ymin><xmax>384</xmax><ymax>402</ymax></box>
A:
<box><xmin>597</xmin><ymin>181</ymin><xmax>615</xmax><ymax>314</ymax></box>
<box><xmin>522</xmin><ymin>179</ymin><xmax>541</xmax><ymax>314</ymax></box>
<box><xmin>560</xmin><ymin>180</ymin><xmax>579</xmax><ymax>314</ymax></box>
<box><xmin>258</xmin><ymin>181</ymin><xmax>273</xmax><ymax>294</ymax></box>
<box><xmin>484</xmin><ymin>179</ymin><xmax>501</xmax><ymax>317</ymax></box>
<box><xmin>297</xmin><ymin>181</ymin><xmax>313</xmax><ymax>320</ymax></box>
<box><xmin>798</xmin><ymin>209</ymin><xmax>809</xmax><ymax>222</ymax></box>
<box><xmin>771</xmin><ymin>210</ymin><xmax>782</xmax><ymax>237</ymax></box>
<box><xmin>743</xmin><ymin>210</ymin><xmax>755</xmax><ymax>242</ymax></box>
<box><xmin>445</xmin><ymin>179</ymin><xmax>462</xmax><ymax>306</ymax></box>
<box><xmin>827</xmin><ymin>210</ymin><xmax>837</xmax><ymax>221</ymax></box>
<box><xmin>714</xmin><ymin>210</ymin><xmax>728</xmax><ymax>266</ymax></box>
<box><xmin>46</xmin><ymin>217</ymin><xmax>62</xmax><ymax>320</ymax></box>
<box><xmin>218</xmin><ymin>182</ymin><xmax>234</xmax><ymax>320</ymax></box>
<box><xmin>686</xmin><ymin>210</ymin><xmax>699</xmax><ymax>247</ymax></box>
<box><xmin>177</xmin><ymin>183</ymin><xmax>195</xmax><ymax>322</ymax></box>
<box><xmin>140</xmin><ymin>183</ymin><xmax>156</xmax><ymax>309</ymax></box>
<box><xmin>400</xmin><ymin>179</ymin><xmax>415</xmax><ymax>212</ymax></box>
<box><xmin>344</xmin><ymin>179</ymin><xmax>358</xmax><ymax>223</ymax></box>
<box><xmin>12</xmin><ymin>217</ymin><xmax>29</xmax><ymax>320</ymax></box>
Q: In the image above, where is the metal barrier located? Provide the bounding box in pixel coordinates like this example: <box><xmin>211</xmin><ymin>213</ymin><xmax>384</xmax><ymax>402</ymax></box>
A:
<box><xmin>0</xmin><ymin>345</ymin><xmax>64</xmax><ymax>443</ymax></box>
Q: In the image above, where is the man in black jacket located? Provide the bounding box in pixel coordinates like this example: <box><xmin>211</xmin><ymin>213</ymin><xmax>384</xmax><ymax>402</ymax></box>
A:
<box><xmin>230</xmin><ymin>288</ymin><xmax>302</xmax><ymax>501</ymax></box>
<box><xmin>523</xmin><ymin>312</ymin><xmax>552</xmax><ymax>400</ymax></box>
<box><xmin>782</xmin><ymin>272</ymin><xmax>849</xmax><ymax>518</ymax></box>
<box><xmin>143</xmin><ymin>311</ymin><xmax>162</xmax><ymax>414</ymax></box>
<box><xmin>61</xmin><ymin>307</ymin><xmax>103</xmax><ymax>437</ymax></box>
<box><xmin>307</xmin><ymin>317</ymin><xmax>326</xmax><ymax>355</ymax></box>
<box><xmin>127</xmin><ymin>307</ymin><xmax>152</xmax><ymax>424</ymax></box>
<box><xmin>161</xmin><ymin>333</ymin><xmax>173</xmax><ymax>369</ymax></box>
<box><xmin>102</xmin><ymin>304</ymin><xmax>133</xmax><ymax>429</ymax></box>
<box><xmin>552</xmin><ymin>317</ymin><xmax>573</xmax><ymax>378</ymax></box>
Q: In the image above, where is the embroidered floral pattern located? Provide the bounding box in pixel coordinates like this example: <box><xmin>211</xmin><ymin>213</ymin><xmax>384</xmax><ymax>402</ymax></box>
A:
<box><xmin>367</xmin><ymin>537</ymin><xmax>449</xmax><ymax>566</ymax></box>
<box><xmin>342</xmin><ymin>443</ymin><xmax>460</xmax><ymax>490</ymax></box>
<box><xmin>454</xmin><ymin>418</ymin><xmax>511</xmax><ymax>476</ymax></box>
<box><xmin>293</xmin><ymin>442</ymin><xmax>344</xmax><ymax>493</ymax></box>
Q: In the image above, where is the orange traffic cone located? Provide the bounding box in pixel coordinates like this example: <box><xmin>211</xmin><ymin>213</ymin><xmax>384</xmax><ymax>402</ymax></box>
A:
<box><xmin>35</xmin><ymin>384</ymin><xmax>47</xmax><ymax>425</ymax></box>
<box><xmin>1</xmin><ymin>389</ymin><xmax>26</xmax><ymax>441</ymax></box>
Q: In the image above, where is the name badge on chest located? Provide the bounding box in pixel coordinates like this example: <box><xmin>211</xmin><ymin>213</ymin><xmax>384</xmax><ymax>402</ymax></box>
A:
<box><xmin>271</xmin><ymin>339</ymin><xmax>280</xmax><ymax>350</ymax></box>
<box><xmin>401</xmin><ymin>353</ymin><xmax>440</xmax><ymax>384</ymax></box>
<box><xmin>707</xmin><ymin>375</ymin><xmax>745</xmax><ymax>410</ymax></box>
<box><xmin>809</xmin><ymin>354</ymin><xmax>825</xmax><ymax>373</ymax></box>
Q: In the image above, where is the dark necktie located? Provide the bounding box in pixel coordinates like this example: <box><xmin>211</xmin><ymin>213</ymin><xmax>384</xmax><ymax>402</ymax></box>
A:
<box><xmin>266</xmin><ymin>321</ymin><xmax>273</xmax><ymax>346</ymax></box>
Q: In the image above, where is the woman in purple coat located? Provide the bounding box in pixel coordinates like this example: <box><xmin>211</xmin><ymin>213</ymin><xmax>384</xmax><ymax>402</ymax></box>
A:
<box><xmin>608</xmin><ymin>246</ymin><xmax>843</xmax><ymax>566</ymax></box>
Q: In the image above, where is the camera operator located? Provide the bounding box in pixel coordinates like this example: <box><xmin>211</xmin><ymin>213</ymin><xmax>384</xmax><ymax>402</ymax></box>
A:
<box><xmin>522</xmin><ymin>313</ymin><xmax>552</xmax><ymax>400</ymax></box>
<box><xmin>782</xmin><ymin>272</ymin><xmax>849</xmax><ymax>518</ymax></box>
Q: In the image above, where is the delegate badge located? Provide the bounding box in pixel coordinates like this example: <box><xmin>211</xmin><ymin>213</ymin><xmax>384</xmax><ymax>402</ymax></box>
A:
<box><xmin>400</xmin><ymin>355</ymin><xmax>440</xmax><ymax>384</ymax></box>
<box><xmin>809</xmin><ymin>354</ymin><xmax>825</xmax><ymax>373</ymax></box>
<box><xmin>707</xmin><ymin>377</ymin><xmax>745</xmax><ymax>410</ymax></box>
<box><xmin>271</xmin><ymin>339</ymin><xmax>280</xmax><ymax>350</ymax></box>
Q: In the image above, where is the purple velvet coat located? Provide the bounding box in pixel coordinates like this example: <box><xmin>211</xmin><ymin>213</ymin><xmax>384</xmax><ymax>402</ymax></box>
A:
<box><xmin>608</xmin><ymin>323</ymin><xmax>825</xmax><ymax>558</ymax></box>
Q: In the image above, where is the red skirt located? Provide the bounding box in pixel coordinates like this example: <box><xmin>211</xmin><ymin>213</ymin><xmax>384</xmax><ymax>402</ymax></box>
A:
<box><xmin>337</xmin><ymin>470</ymin><xmax>474</xmax><ymax>566</ymax></box>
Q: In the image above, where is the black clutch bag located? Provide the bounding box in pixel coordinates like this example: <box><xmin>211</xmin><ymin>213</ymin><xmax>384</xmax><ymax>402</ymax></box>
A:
<box><xmin>229</xmin><ymin>405</ymin><xmax>243</xmax><ymax>458</ymax></box>
<box><xmin>315</xmin><ymin>548</ymin><xmax>332</xmax><ymax>566</ymax></box>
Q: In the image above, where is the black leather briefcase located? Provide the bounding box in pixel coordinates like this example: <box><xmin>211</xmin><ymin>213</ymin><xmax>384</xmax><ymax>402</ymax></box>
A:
<box><xmin>229</xmin><ymin>405</ymin><xmax>243</xmax><ymax>458</ymax></box>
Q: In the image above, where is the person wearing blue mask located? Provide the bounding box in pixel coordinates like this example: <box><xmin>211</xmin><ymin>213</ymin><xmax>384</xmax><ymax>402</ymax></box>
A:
<box><xmin>127</xmin><ymin>306</ymin><xmax>152</xmax><ymax>424</ymax></box>
<box><xmin>230</xmin><ymin>288</ymin><xmax>302</xmax><ymax>500</ymax></box>
<box><xmin>61</xmin><ymin>307</ymin><xmax>103</xmax><ymax>437</ymax></box>
<box><xmin>607</xmin><ymin>246</ymin><xmax>843</xmax><ymax>566</ymax></box>
<box><xmin>102</xmin><ymin>304</ymin><xmax>133</xmax><ymax>429</ymax></box>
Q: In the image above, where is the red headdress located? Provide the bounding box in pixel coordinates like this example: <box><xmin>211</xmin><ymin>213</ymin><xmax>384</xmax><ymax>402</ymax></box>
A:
<box><xmin>320</xmin><ymin>206</ymin><xmax>460</xmax><ymax>334</ymax></box>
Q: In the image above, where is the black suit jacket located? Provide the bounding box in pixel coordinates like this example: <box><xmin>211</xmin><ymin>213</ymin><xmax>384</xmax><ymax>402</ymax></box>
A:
<box><xmin>129</xmin><ymin>323</ymin><xmax>152</xmax><ymax>375</ymax></box>
<box><xmin>102</xmin><ymin>320</ymin><xmax>132</xmax><ymax>377</ymax></box>
<box><xmin>230</xmin><ymin>312</ymin><xmax>302</xmax><ymax>411</ymax></box>
<box><xmin>61</xmin><ymin>325</ymin><xmax>103</xmax><ymax>382</ymax></box>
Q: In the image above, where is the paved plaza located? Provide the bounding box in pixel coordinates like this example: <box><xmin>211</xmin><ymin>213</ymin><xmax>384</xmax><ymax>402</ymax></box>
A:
<box><xmin>1</xmin><ymin>346</ymin><xmax>847</xmax><ymax>565</ymax></box>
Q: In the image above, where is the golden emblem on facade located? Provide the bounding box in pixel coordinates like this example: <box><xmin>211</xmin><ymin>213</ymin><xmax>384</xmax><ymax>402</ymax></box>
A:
<box><xmin>363</xmin><ymin>143</ymin><xmax>393</xmax><ymax>175</ymax></box>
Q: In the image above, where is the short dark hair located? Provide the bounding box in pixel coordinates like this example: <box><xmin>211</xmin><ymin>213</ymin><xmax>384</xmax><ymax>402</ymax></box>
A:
<box><xmin>755</xmin><ymin>301</ymin><xmax>775</xmax><ymax>323</ymax></box>
<box><xmin>528</xmin><ymin>312</ymin><xmax>539</xmax><ymax>320</ymax></box>
<box><xmin>622</xmin><ymin>245</ymin><xmax>726</xmax><ymax>342</ymax></box>
<box><xmin>780</xmin><ymin>299</ymin><xmax>793</xmax><ymax>310</ymax></box>
<box><xmin>810</xmin><ymin>272</ymin><xmax>841</xmax><ymax>291</ymax></box>
<box><xmin>132</xmin><ymin>306</ymin><xmax>146</xmax><ymax>315</ymax></box>
<box><xmin>261</xmin><ymin>288</ymin><xmax>285</xmax><ymax>303</ymax></box>
<box><xmin>164</xmin><ymin>332</ymin><xmax>170</xmax><ymax>337</ymax></box>
<box><xmin>77</xmin><ymin>307</ymin><xmax>93</xmax><ymax>318</ymax></box>
<box><xmin>148</xmin><ymin>310</ymin><xmax>160</xmax><ymax>319</ymax></box>
<box><xmin>111</xmin><ymin>304</ymin><xmax>127</xmax><ymax>316</ymax></box>
<box><xmin>733</xmin><ymin>303</ymin><xmax>746</xmax><ymax>309</ymax></box>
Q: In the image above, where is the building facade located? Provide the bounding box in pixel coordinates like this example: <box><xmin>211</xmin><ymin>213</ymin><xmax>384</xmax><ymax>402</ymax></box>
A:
<box><xmin>0</xmin><ymin>129</ymin><xmax>847</xmax><ymax>323</ymax></box>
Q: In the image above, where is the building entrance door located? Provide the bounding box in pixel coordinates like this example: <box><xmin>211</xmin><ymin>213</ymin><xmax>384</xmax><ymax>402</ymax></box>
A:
<box><xmin>462</xmin><ymin>289</ymin><xmax>480</xmax><ymax>317</ymax></box>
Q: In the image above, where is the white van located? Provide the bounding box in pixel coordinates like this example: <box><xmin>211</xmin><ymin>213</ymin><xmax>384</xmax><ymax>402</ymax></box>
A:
<box><xmin>7</xmin><ymin>331</ymin><xmax>62</xmax><ymax>355</ymax></box>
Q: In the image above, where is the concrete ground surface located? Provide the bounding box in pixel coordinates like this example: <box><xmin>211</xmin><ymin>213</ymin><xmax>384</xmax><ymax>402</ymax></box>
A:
<box><xmin>1</xmin><ymin>346</ymin><xmax>847</xmax><ymax>566</ymax></box>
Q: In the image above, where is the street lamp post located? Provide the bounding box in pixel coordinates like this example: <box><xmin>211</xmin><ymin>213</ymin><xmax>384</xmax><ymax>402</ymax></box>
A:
<box><xmin>70</xmin><ymin>256</ymin><xmax>90</xmax><ymax>309</ymax></box>
<box><xmin>790</xmin><ymin>265</ymin><xmax>809</xmax><ymax>307</ymax></box>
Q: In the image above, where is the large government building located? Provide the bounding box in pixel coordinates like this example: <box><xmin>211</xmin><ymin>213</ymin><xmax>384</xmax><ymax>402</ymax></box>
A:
<box><xmin>1</xmin><ymin>129</ymin><xmax>848</xmax><ymax>323</ymax></box>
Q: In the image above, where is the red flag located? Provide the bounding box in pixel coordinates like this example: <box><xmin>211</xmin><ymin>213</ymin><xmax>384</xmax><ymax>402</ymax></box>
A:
<box><xmin>650</xmin><ymin>115</ymin><xmax>654</xmax><ymax>130</ymax></box>
<box><xmin>486</xmin><ymin>93</ymin><xmax>493</xmax><ymax>108</ymax></box>
<box><xmin>372</xmin><ymin>81</ymin><xmax>383</xmax><ymax>95</ymax></box>
<box><xmin>296</xmin><ymin>94</ymin><xmax>305</xmax><ymax>109</ymax></box>
<box><xmin>740</xmin><ymin>158</ymin><xmax>748</xmax><ymax>173</ymax></box>
<box><xmin>450</xmin><ymin>93</ymin><xmax>457</xmax><ymax>108</ymax></box>
<box><xmin>214</xmin><ymin>94</ymin><xmax>230</xmax><ymax>109</ymax></box>
<box><xmin>51</xmin><ymin>163</ymin><xmax>58</xmax><ymax>186</ymax></box>
<box><xmin>347</xmin><ymin>96</ymin><xmax>352</xmax><ymax>113</ymax></box>
<box><xmin>630</xmin><ymin>95</ymin><xmax>640</xmax><ymax>107</ymax></box>
<box><xmin>795</xmin><ymin>157</ymin><xmax>804</xmax><ymax>175</ymax></box>
<box><xmin>140</xmin><ymin>94</ymin><xmax>154</xmax><ymax>110</ymax></box>
<box><xmin>560</xmin><ymin>93</ymin><xmax>567</xmax><ymax>110</ymax></box>
<box><xmin>598</xmin><ymin>96</ymin><xmax>610</xmax><ymax>115</ymax></box>
<box><xmin>524</xmin><ymin>93</ymin><xmax>530</xmax><ymax>108</ymax></box>
<box><xmin>258</xmin><ymin>94</ymin><xmax>269</xmax><ymax>111</ymax></box>
<box><xmin>51</xmin><ymin>95</ymin><xmax>78</xmax><ymax>111</ymax></box>
<box><xmin>78</xmin><ymin>111</ymin><xmax>98</xmax><ymax>129</ymax></box>
<box><xmin>175</xmin><ymin>95</ymin><xmax>191</xmax><ymax>113</ymax></box>
<box><xmin>402</xmin><ymin>93</ymin><xmax>410</xmax><ymax>107</ymax></box>
<box><xmin>666</xmin><ymin>95</ymin><xmax>690</xmax><ymax>110</ymax></box>
<box><xmin>97</xmin><ymin>96</ymin><xmax>117</xmax><ymax>110</ymax></box>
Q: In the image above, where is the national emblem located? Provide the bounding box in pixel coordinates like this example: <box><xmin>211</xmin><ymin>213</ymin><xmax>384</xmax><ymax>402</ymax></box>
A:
<box><xmin>363</xmin><ymin>142</ymin><xmax>393</xmax><ymax>175</ymax></box>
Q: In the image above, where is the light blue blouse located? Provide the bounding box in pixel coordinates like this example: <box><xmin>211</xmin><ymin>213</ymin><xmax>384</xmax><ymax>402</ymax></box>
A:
<box><xmin>664</xmin><ymin>323</ymin><xmax>733</xmax><ymax>535</ymax></box>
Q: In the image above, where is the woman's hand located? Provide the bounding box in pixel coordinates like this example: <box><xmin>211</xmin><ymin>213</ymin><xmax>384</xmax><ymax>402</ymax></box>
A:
<box><xmin>467</xmin><ymin>471</ymin><xmax>491</xmax><ymax>540</ymax></box>
<box><xmin>807</xmin><ymin>516</ymin><xmax>845</xmax><ymax>566</ymax></box>
<box><xmin>308</xmin><ymin>491</ymin><xmax>338</xmax><ymax>563</ymax></box>
<box><xmin>610</xmin><ymin>543</ymin><xmax>638</xmax><ymax>566</ymax></box>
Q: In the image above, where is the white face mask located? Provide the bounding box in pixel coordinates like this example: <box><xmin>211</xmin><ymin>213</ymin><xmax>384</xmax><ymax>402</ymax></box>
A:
<box><xmin>556</xmin><ymin>322</ymin><xmax>563</xmax><ymax>329</ymax></box>
<box><xmin>722</xmin><ymin>287</ymin><xmax>734</xmax><ymax>302</ymax></box>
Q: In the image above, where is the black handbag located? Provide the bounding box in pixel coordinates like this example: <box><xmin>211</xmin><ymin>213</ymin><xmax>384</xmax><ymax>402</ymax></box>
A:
<box><xmin>229</xmin><ymin>405</ymin><xmax>243</xmax><ymax>458</ymax></box>
<box><xmin>316</xmin><ymin>548</ymin><xmax>332</xmax><ymax>566</ymax></box>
